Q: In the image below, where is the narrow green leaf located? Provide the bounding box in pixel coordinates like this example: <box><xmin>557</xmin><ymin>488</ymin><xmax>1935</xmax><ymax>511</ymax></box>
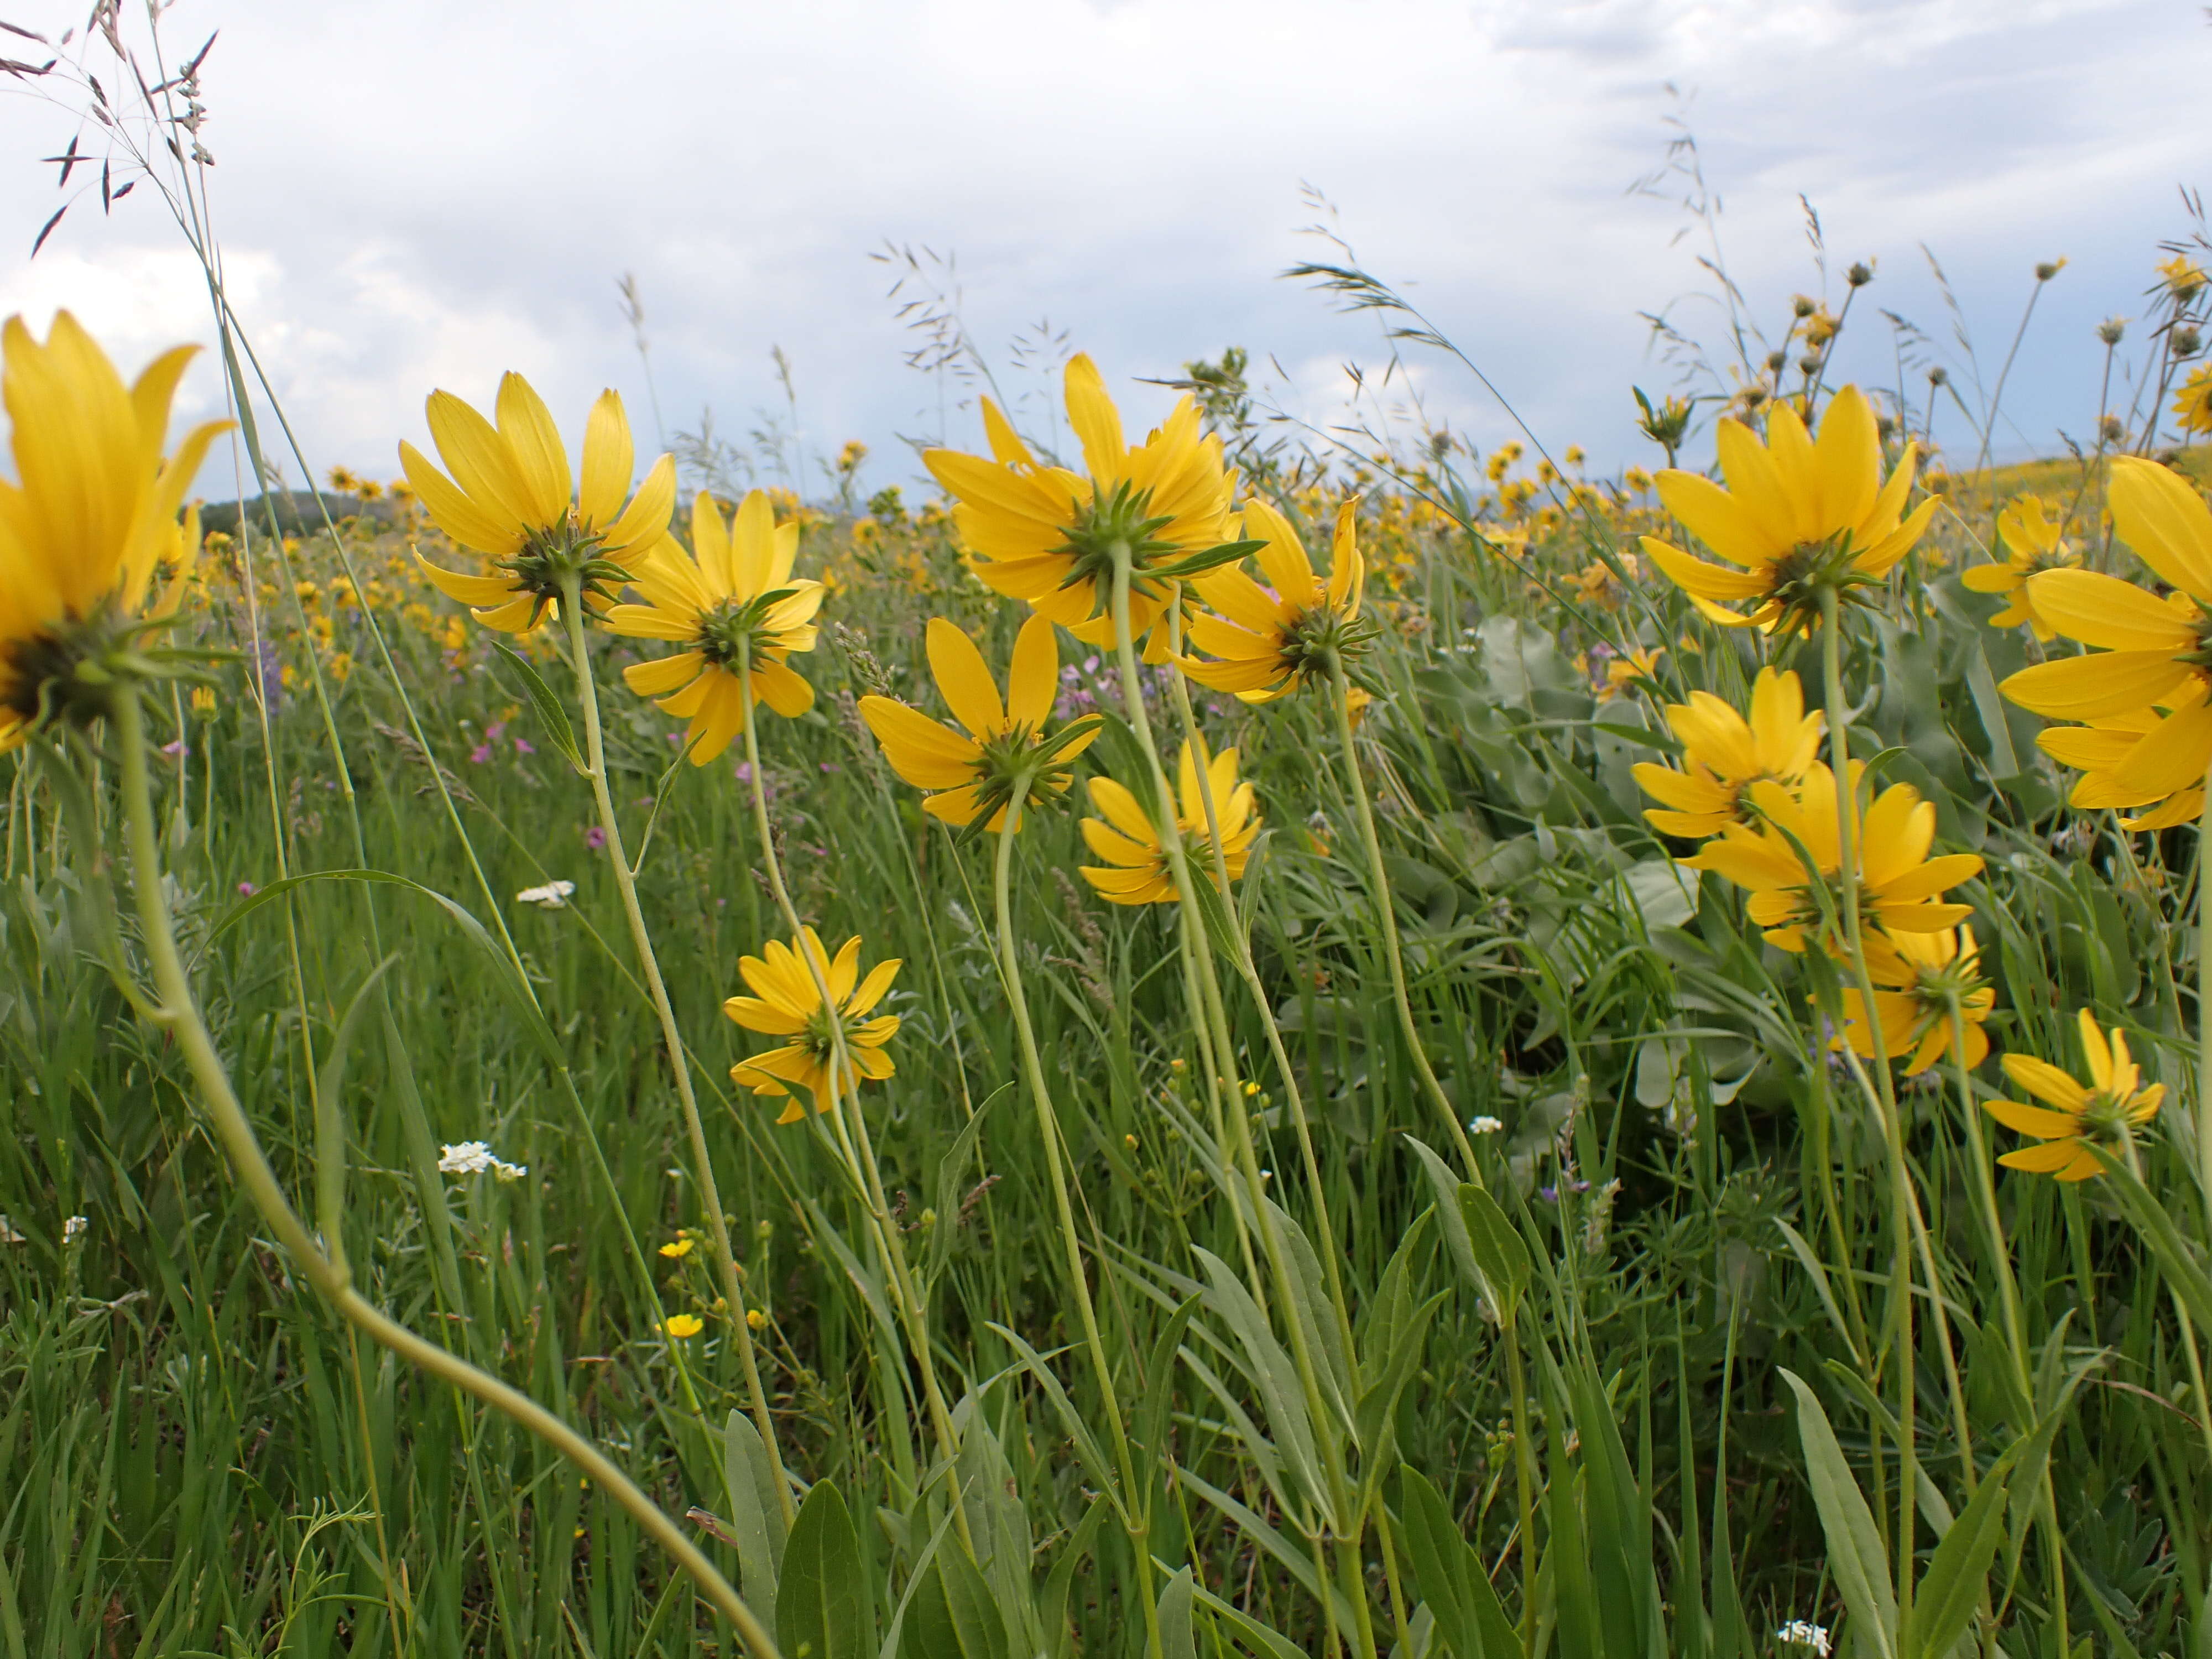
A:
<box><xmin>1458</xmin><ymin>1185</ymin><xmax>1531</xmax><ymax>1325</ymax></box>
<box><xmin>1157</xmin><ymin>1566</ymin><xmax>1197</xmax><ymax>1659</ymax></box>
<box><xmin>723</xmin><ymin>1409</ymin><xmax>786</xmax><ymax>1624</ymax></box>
<box><xmin>1901</xmin><ymin>1469</ymin><xmax>2006</xmax><ymax>1659</ymax></box>
<box><xmin>1398</xmin><ymin>1465</ymin><xmax>1517</xmax><ymax>1659</ymax></box>
<box><xmin>489</xmin><ymin>637</ymin><xmax>588</xmax><ymax>775</ymax></box>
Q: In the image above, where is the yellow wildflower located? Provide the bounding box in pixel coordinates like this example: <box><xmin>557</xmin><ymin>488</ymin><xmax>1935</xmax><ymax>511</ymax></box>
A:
<box><xmin>1960</xmin><ymin>495</ymin><xmax>2079</xmax><ymax>640</ymax></box>
<box><xmin>2172</xmin><ymin>366</ymin><xmax>2212</xmax><ymax>438</ymax></box>
<box><xmin>1832</xmin><ymin>925</ymin><xmax>1996</xmax><ymax>1072</ymax></box>
<box><xmin>724</xmin><ymin>928</ymin><xmax>901</xmax><ymax>1122</ymax></box>
<box><xmin>1984</xmin><ymin>1009</ymin><xmax>2162</xmax><ymax>1182</ymax></box>
<box><xmin>1633</xmin><ymin>667</ymin><xmax>1824</xmax><ymax>838</ymax></box>
<box><xmin>606</xmin><ymin>490</ymin><xmax>823</xmax><ymax>763</ymax></box>
<box><xmin>664</xmin><ymin>1314</ymin><xmax>703</xmax><ymax>1339</ymax></box>
<box><xmin>405</xmin><ymin>373</ymin><xmax>674</xmax><ymax>634</ymax></box>
<box><xmin>1180</xmin><ymin>498</ymin><xmax>1368</xmax><ymax>702</ymax></box>
<box><xmin>1640</xmin><ymin>386</ymin><xmax>1937</xmax><ymax>635</ymax></box>
<box><xmin>1079</xmin><ymin>742</ymin><xmax>1259</xmax><ymax>906</ymax></box>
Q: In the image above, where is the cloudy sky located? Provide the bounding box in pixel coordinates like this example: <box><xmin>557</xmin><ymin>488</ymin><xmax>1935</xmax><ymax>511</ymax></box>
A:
<box><xmin>0</xmin><ymin>0</ymin><xmax>2201</xmax><ymax>502</ymax></box>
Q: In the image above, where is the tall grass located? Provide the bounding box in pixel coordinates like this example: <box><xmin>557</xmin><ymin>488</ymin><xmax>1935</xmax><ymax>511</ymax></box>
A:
<box><xmin>8</xmin><ymin>9</ymin><xmax>2212</xmax><ymax>1658</ymax></box>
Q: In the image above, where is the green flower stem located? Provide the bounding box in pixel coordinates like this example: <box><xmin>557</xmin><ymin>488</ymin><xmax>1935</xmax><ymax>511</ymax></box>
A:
<box><xmin>1943</xmin><ymin>996</ymin><xmax>2071</xmax><ymax>1654</ymax></box>
<box><xmin>1326</xmin><ymin>658</ymin><xmax>1483</xmax><ymax>1179</ymax></box>
<box><xmin>560</xmin><ymin>591</ymin><xmax>792</xmax><ymax>1523</ymax></box>
<box><xmin>1104</xmin><ymin>559</ymin><xmax>1379</xmax><ymax>1659</ymax></box>
<box><xmin>1503</xmin><ymin>1316</ymin><xmax>1538</xmax><ymax>1659</ymax></box>
<box><xmin>731</xmin><ymin>652</ymin><xmax>970</xmax><ymax>1500</ymax></box>
<box><xmin>109</xmin><ymin>686</ymin><xmax>780</xmax><ymax>1658</ymax></box>
<box><xmin>993</xmin><ymin>792</ymin><xmax>1166</xmax><ymax>1659</ymax></box>
<box><xmin>1175</xmin><ymin>901</ymin><xmax>1266</xmax><ymax>1306</ymax></box>
<box><xmin>1164</xmin><ymin>633</ymin><xmax>1359</xmax><ymax>1366</ymax></box>
<box><xmin>2197</xmin><ymin>761</ymin><xmax>2212</xmax><ymax>1244</ymax></box>
<box><xmin>1818</xmin><ymin>588</ymin><xmax>1918</xmax><ymax>1620</ymax></box>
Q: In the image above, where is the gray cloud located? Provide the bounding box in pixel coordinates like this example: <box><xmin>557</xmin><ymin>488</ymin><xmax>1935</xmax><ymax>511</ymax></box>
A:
<box><xmin>0</xmin><ymin>0</ymin><xmax>2200</xmax><ymax>498</ymax></box>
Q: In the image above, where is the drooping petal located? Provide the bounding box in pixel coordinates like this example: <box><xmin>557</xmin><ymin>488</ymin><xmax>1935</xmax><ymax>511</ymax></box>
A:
<box><xmin>2027</xmin><ymin>568</ymin><xmax>2199</xmax><ymax>651</ymax></box>
<box><xmin>400</xmin><ymin>440</ymin><xmax>524</xmax><ymax>555</ymax></box>
<box><xmin>860</xmin><ymin>696</ymin><xmax>982</xmax><ymax>788</ymax></box>
<box><xmin>2001</xmin><ymin>651</ymin><xmax>2197</xmax><ymax>719</ymax></box>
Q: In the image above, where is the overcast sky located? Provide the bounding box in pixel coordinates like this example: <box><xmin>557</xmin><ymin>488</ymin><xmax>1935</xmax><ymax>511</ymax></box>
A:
<box><xmin>0</xmin><ymin>0</ymin><xmax>2202</xmax><ymax>503</ymax></box>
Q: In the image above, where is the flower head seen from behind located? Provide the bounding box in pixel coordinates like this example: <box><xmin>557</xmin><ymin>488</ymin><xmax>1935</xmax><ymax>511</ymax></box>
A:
<box><xmin>1984</xmin><ymin>1009</ymin><xmax>2162</xmax><ymax>1181</ymax></box>
<box><xmin>406</xmin><ymin>373</ymin><xmax>674</xmax><ymax>634</ymax></box>
<box><xmin>1079</xmin><ymin>741</ymin><xmax>1260</xmax><ymax>906</ymax></box>
<box><xmin>1961</xmin><ymin>495</ymin><xmax>2079</xmax><ymax>641</ymax></box>
<box><xmin>922</xmin><ymin>355</ymin><xmax>1237</xmax><ymax>660</ymax></box>
<box><xmin>2172</xmin><ymin>366</ymin><xmax>2212</xmax><ymax>439</ymax></box>
<box><xmin>859</xmin><ymin>613</ymin><xmax>1099</xmax><ymax>832</ymax></box>
<box><xmin>1999</xmin><ymin>458</ymin><xmax>2212</xmax><ymax>815</ymax></box>
<box><xmin>1682</xmin><ymin>770</ymin><xmax>1982</xmax><ymax>954</ymax></box>
<box><xmin>0</xmin><ymin>312</ymin><xmax>230</xmax><ymax>748</ymax></box>
<box><xmin>606</xmin><ymin>490</ymin><xmax>823</xmax><ymax>763</ymax></box>
<box><xmin>1833</xmin><ymin>924</ymin><xmax>1996</xmax><ymax>1073</ymax></box>
<box><xmin>1640</xmin><ymin>385</ymin><xmax>1937</xmax><ymax>635</ymax></box>
<box><xmin>724</xmin><ymin>928</ymin><xmax>900</xmax><ymax>1122</ymax></box>
<box><xmin>1180</xmin><ymin>498</ymin><xmax>1371</xmax><ymax>702</ymax></box>
<box><xmin>1633</xmin><ymin>666</ymin><xmax>1823</xmax><ymax>839</ymax></box>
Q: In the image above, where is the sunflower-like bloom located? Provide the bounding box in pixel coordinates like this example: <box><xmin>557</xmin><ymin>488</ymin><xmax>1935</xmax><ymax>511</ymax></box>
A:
<box><xmin>858</xmin><ymin>613</ymin><xmax>1099</xmax><ymax>831</ymax></box>
<box><xmin>724</xmin><ymin>928</ymin><xmax>901</xmax><ymax>1123</ymax></box>
<box><xmin>1632</xmin><ymin>666</ymin><xmax>1824</xmax><ymax>839</ymax></box>
<box><xmin>2035</xmin><ymin>710</ymin><xmax>2204</xmax><ymax>831</ymax></box>
<box><xmin>604</xmin><ymin>490</ymin><xmax>823</xmax><ymax>763</ymax></box>
<box><xmin>1180</xmin><ymin>498</ymin><xmax>1370</xmax><ymax>701</ymax></box>
<box><xmin>1080</xmin><ymin>742</ymin><xmax>1259</xmax><ymax>906</ymax></box>
<box><xmin>1832</xmin><ymin>925</ymin><xmax>1996</xmax><ymax>1072</ymax></box>
<box><xmin>1595</xmin><ymin>645</ymin><xmax>1664</xmax><ymax>702</ymax></box>
<box><xmin>405</xmin><ymin>373</ymin><xmax>675</xmax><ymax>633</ymax></box>
<box><xmin>2000</xmin><ymin>458</ymin><xmax>2212</xmax><ymax>812</ymax></box>
<box><xmin>1983</xmin><ymin>1009</ymin><xmax>2162</xmax><ymax>1182</ymax></box>
<box><xmin>0</xmin><ymin>312</ymin><xmax>229</xmax><ymax>748</ymax></box>
<box><xmin>1961</xmin><ymin>495</ymin><xmax>2079</xmax><ymax>640</ymax></box>
<box><xmin>1640</xmin><ymin>386</ymin><xmax>1938</xmax><ymax>635</ymax></box>
<box><xmin>922</xmin><ymin>355</ymin><xmax>1238</xmax><ymax>661</ymax></box>
<box><xmin>2173</xmin><ymin>366</ymin><xmax>2212</xmax><ymax>438</ymax></box>
<box><xmin>1683</xmin><ymin>770</ymin><xmax>1982</xmax><ymax>953</ymax></box>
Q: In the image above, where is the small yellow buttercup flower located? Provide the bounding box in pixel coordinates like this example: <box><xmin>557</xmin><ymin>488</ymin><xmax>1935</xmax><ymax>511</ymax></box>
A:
<box><xmin>659</xmin><ymin>1238</ymin><xmax>695</xmax><ymax>1259</ymax></box>
<box><xmin>724</xmin><ymin>928</ymin><xmax>901</xmax><ymax>1122</ymax></box>
<box><xmin>664</xmin><ymin>1314</ymin><xmax>703</xmax><ymax>1339</ymax></box>
<box><xmin>606</xmin><ymin>490</ymin><xmax>823</xmax><ymax>761</ymax></box>
<box><xmin>406</xmin><ymin>373</ymin><xmax>674</xmax><ymax>633</ymax></box>
<box><xmin>1079</xmin><ymin>742</ymin><xmax>1260</xmax><ymax>906</ymax></box>
<box><xmin>1984</xmin><ymin>1009</ymin><xmax>2162</xmax><ymax>1182</ymax></box>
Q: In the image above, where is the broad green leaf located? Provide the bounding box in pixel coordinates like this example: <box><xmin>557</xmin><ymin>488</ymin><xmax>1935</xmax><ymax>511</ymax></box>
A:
<box><xmin>779</xmin><ymin>1479</ymin><xmax>868</xmax><ymax>1659</ymax></box>
<box><xmin>1157</xmin><ymin>1566</ymin><xmax>1196</xmax><ymax>1659</ymax></box>
<box><xmin>1398</xmin><ymin>1465</ymin><xmax>1517</xmax><ymax>1659</ymax></box>
<box><xmin>1780</xmin><ymin>1370</ymin><xmax>1897</xmax><ymax>1659</ymax></box>
<box><xmin>724</xmin><ymin>1409</ymin><xmax>788</xmax><ymax>1623</ymax></box>
<box><xmin>1458</xmin><ymin>1185</ymin><xmax>1531</xmax><ymax>1326</ymax></box>
<box><xmin>489</xmin><ymin>637</ymin><xmax>587</xmax><ymax>775</ymax></box>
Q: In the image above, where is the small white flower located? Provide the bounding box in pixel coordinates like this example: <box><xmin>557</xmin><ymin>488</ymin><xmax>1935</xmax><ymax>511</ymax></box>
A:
<box><xmin>62</xmin><ymin>1214</ymin><xmax>89</xmax><ymax>1243</ymax></box>
<box><xmin>0</xmin><ymin>1215</ymin><xmax>25</xmax><ymax>1245</ymax></box>
<box><xmin>1777</xmin><ymin>1620</ymin><xmax>1832</xmax><ymax>1656</ymax></box>
<box><xmin>439</xmin><ymin>1141</ymin><xmax>528</xmax><ymax>1182</ymax></box>
<box><xmin>515</xmin><ymin>880</ymin><xmax>576</xmax><ymax>909</ymax></box>
<box><xmin>1469</xmin><ymin>1115</ymin><xmax>1506</xmax><ymax>1135</ymax></box>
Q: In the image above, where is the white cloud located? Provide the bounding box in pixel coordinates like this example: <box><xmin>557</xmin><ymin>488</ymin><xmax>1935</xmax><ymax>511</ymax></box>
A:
<box><xmin>0</xmin><ymin>0</ymin><xmax>2201</xmax><ymax>494</ymax></box>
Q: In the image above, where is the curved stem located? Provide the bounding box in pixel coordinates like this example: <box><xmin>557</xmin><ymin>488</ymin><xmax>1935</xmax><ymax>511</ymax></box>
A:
<box><xmin>993</xmin><ymin>794</ymin><xmax>1165</xmax><ymax>1659</ymax></box>
<box><xmin>109</xmin><ymin>687</ymin><xmax>778</xmax><ymax>1657</ymax></box>
<box><xmin>1327</xmin><ymin>658</ymin><xmax>1481</xmax><ymax>1178</ymax></box>
<box><xmin>561</xmin><ymin>588</ymin><xmax>792</xmax><ymax>1524</ymax></box>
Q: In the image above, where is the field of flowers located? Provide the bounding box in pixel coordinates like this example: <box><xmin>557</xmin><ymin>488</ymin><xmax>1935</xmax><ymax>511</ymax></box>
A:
<box><xmin>11</xmin><ymin>36</ymin><xmax>2212</xmax><ymax>1657</ymax></box>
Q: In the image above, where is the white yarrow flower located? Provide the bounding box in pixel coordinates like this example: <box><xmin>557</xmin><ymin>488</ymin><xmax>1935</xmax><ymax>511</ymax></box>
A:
<box><xmin>1469</xmin><ymin>1115</ymin><xmax>1506</xmax><ymax>1135</ymax></box>
<box><xmin>438</xmin><ymin>1141</ymin><xmax>528</xmax><ymax>1182</ymax></box>
<box><xmin>62</xmin><ymin>1214</ymin><xmax>88</xmax><ymax>1243</ymax></box>
<box><xmin>1777</xmin><ymin>1620</ymin><xmax>1832</xmax><ymax>1656</ymax></box>
<box><xmin>516</xmin><ymin>880</ymin><xmax>576</xmax><ymax>909</ymax></box>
